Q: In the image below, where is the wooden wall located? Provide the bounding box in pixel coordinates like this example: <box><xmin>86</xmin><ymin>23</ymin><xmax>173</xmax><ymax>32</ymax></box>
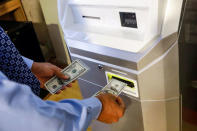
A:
<box><xmin>21</xmin><ymin>0</ymin><xmax>70</xmax><ymax>65</ymax></box>
<box><xmin>21</xmin><ymin>0</ymin><xmax>57</xmax><ymax>63</ymax></box>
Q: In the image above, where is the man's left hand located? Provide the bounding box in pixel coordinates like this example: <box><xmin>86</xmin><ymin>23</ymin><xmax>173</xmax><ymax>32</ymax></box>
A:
<box><xmin>31</xmin><ymin>62</ymin><xmax>72</xmax><ymax>94</ymax></box>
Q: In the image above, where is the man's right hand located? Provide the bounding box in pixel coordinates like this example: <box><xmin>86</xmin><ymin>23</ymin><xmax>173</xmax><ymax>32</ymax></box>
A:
<box><xmin>96</xmin><ymin>93</ymin><xmax>126</xmax><ymax>124</ymax></box>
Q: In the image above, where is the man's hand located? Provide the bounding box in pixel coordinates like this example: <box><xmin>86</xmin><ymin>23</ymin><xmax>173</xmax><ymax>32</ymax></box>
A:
<box><xmin>96</xmin><ymin>93</ymin><xmax>125</xmax><ymax>124</ymax></box>
<box><xmin>31</xmin><ymin>62</ymin><xmax>72</xmax><ymax>93</ymax></box>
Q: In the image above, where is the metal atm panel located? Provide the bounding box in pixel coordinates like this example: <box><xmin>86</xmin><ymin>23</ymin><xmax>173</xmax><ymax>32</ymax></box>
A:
<box><xmin>70</xmin><ymin>41</ymin><xmax>180</xmax><ymax>131</ymax></box>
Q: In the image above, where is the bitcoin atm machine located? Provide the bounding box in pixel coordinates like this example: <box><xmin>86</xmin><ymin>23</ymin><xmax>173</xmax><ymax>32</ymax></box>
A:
<box><xmin>58</xmin><ymin>0</ymin><xmax>183</xmax><ymax>131</ymax></box>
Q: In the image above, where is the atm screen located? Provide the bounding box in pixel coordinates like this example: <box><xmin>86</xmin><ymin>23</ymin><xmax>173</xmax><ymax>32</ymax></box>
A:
<box><xmin>119</xmin><ymin>12</ymin><xmax>138</xmax><ymax>28</ymax></box>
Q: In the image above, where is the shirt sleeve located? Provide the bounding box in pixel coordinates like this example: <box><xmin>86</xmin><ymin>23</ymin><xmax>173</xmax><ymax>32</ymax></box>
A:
<box><xmin>22</xmin><ymin>56</ymin><xmax>34</xmax><ymax>69</ymax></box>
<box><xmin>0</xmin><ymin>77</ymin><xmax>102</xmax><ymax>131</ymax></box>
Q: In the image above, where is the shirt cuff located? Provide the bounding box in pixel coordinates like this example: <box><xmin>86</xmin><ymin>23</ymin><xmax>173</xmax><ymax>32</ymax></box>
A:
<box><xmin>80</xmin><ymin>97</ymin><xmax>102</xmax><ymax>120</ymax></box>
<box><xmin>22</xmin><ymin>56</ymin><xmax>34</xmax><ymax>69</ymax></box>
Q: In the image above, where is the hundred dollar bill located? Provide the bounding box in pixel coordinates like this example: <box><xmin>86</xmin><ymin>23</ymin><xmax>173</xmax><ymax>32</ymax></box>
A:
<box><xmin>45</xmin><ymin>59</ymin><xmax>89</xmax><ymax>94</ymax></box>
<box><xmin>93</xmin><ymin>79</ymin><xmax>127</xmax><ymax>96</ymax></box>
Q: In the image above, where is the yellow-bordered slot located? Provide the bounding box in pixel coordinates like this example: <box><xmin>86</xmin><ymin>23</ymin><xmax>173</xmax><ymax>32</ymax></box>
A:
<box><xmin>106</xmin><ymin>72</ymin><xmax>135</xmax><ymax>88</ymax></box>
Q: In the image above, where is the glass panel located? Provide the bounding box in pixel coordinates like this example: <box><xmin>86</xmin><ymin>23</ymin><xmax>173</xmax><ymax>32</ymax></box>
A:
<box><xmin>179</xmin><ymin>0</ymin><xmax>197</xmax><ymax>130</ymax></box>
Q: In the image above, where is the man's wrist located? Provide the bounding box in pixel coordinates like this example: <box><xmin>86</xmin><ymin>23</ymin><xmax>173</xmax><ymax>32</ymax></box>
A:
<box><xmin>31</xmin><ymin>62</ymin><xmax>38</xmax><ymax>73</ymax></box>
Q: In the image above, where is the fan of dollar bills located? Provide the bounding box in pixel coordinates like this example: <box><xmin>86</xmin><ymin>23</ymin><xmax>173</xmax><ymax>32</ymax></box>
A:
<box><xmin>45</xmin><ymin>59</ymin><xmax>127</xmax><ymax>96</ymax></box>
<box><xmin>45</xmin><ymin>60</ymin><xmax>89</xmax><ymax>94</ymax></box>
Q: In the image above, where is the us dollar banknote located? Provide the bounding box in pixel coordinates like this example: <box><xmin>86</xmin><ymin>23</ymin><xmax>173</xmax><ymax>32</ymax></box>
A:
<box><xmin>94</xmin><ymin>79</ymin><xmax>127</xmax><ymax>96</ymax></box>
<box><xmin>45</xmin><ymin>59</ymin><xmax>89</xmax><ymax>94</ymax></box>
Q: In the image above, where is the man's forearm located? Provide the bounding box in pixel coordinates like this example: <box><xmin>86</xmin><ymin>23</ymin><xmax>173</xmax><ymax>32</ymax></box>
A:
<box><xmin>0</xmin><ymin>78</ymin><xmax>102</xmax><ymax>131</ymax></box>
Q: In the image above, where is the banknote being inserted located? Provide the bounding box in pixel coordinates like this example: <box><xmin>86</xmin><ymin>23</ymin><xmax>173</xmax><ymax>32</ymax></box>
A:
<box><xmin>45</xmin><ymin>59</ymin><xmax>89</xmax><ymax>94</ymax></box>
<box><xmin>93</xmin><ymin>79</ymin><xmax>127</xmax><ymax>97</ymax></box>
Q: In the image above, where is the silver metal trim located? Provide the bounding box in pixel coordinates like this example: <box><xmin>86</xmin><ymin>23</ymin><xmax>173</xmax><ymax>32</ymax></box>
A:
<box><xmin>68</xmin><ymin>33</ymin><xmax>177</xmax><ymax>70</ymax></box>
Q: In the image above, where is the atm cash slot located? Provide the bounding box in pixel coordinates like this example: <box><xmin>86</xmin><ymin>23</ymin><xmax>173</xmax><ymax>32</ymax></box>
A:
<box><xmin>112</xmin><ymin>76</ymin><xmax>134</xmax><ymax>88</ymax></box>
<box><xmin>106</xmin><ymin>71</ymin><xmax>139</xmax><ymax>97</ymax></box>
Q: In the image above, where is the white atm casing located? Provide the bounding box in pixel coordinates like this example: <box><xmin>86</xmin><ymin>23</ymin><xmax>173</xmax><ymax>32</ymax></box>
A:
<box><xmin>58</xmin><ymin>0</ymin><xmax>181</xmax><ymax>53</ymax></box>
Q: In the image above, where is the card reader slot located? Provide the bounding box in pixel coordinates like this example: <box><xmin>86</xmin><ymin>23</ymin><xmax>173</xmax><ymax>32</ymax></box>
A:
<box><xmin>82</xmin><ymin>15</ymin><xmax>101</xmax><ymax>20</ymax></box>
<box><xmin>112</xmin><ymin>76</ymin><xmax>134</xmax><ymax>88</ymax></box>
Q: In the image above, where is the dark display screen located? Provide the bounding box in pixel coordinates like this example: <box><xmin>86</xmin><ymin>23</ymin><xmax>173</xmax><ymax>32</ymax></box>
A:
<box><xmin>119</xmin><ymin>12</ymin><xmax>138</xmax><ymax>28</ymax></box>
